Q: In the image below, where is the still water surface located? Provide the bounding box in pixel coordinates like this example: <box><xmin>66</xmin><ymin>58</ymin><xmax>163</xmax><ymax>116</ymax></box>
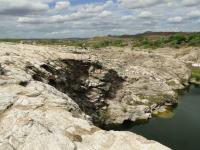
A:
<box><xmin>111</xmin><ymin>86</ymin><xmax>200</xmax><ymax>150</ymax></box>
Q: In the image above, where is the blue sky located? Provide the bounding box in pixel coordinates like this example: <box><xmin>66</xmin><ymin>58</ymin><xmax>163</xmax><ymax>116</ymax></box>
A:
<box><xmin>0</xmin><ymin>0</ymin><xmax>200</xmax><ymax>38</ymax></box>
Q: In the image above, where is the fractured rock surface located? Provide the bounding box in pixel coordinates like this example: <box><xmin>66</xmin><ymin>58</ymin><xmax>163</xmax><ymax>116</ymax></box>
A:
<box><xmin>0</xmin><ymin>43</ymin><xmax>199</xmax><ymax>150</ymax></box>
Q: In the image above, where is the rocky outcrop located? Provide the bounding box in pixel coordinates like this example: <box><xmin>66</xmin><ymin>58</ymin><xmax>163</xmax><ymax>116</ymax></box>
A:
<box><xmin>1</xmin><ymin>43</ymin><xmax>199</xmax><ymax>150</ymax></box>
<box><xmin>0</xmin><ymin>80</ymin><xmax>169</xmax><ymax>150</ymax></box>
<box><xmin>150</xmin><ymin>47</ymin><xmax>200</xmax><ymax>86</ymax></box>
<box><xmin>85</xmin><ymin>48</ymin><xmax>192</xmax><ymax>124</ymax></box>
<box><xmin>25</xmin><ymin>59</ymin><xmax>125</xmax><ymax>124</ymax></box>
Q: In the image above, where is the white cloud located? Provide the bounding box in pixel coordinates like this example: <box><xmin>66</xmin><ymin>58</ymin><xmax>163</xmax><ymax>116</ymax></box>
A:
<box><xmin>187</xmin><ymin>10</ymin><xmax>200</xmax><ymax>19</ymax></box>
<box><xmin>104</xmin><ymin>0</ymin><xmax>114</xmax><ymax>7</ymax></box>
<box><xmin>143</xmin><ymin>20</ymin><xmax>155</xmax><ymax>25</ymax></box>
<box><xmin>167</xmin><ymin>2</ymin><xmax>173</xmax><ymax>7</ymax></box>
<box><xmin>121</xmin><ymin>15</ymin><xmax>135</xmax><ymax>20</ymax></box>
<box><xmin>17</xmin><ymin>1</ymin><xmax>113</xmax><ymax>24</ymax></box>
<box><xmin>0</xmin><ymin>0</ymin><xmax>200</xmax><ymax>38</ymax></box>
<box><xmin>99</xmin><ymin>10</ymin><xmax>112</xmax><ymax>17</ymax></box>
<box><xmin>182</xmin><ymin>0</ymin><xmax>200</xmax><ymax>6</ymax></box>
<box><xmin>18</xmin><ymin>15</ymin><xmax>67</xmax><ymax>24</ymax></box>
<box><xmin>138</xmin><ymin>11</ymin><xmax>153</xmax><ymax>18</ymax></box>
<box><xmin>118</xmin><ymin>0</ymin><xmax>165</xmax><ymax>9</ymax></box>
<box><xmin>55</xmin><ymin>1</ymin><xmax>70</xmax><ymax>10</ymax></box>
<box><xmin>167</xmin><ymin>16</ymin><xmax>183</xmax><ymax>23</ymax></box>
<box><xmin>0</xmin><ymin>0</ymin><xmax>49</xmax><ymax>15</ymax></box>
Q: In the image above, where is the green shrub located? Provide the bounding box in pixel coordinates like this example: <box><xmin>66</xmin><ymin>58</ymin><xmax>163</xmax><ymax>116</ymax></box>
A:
<box><xmin>133</xmin><ymin>33</ymin><xmax>200</xmax><ymax>49</ymax></box>
<box><xmin>188</xmin><ymin>34</ymin><xmax>200</xmax><ymax>46</ymax></box>
<box><xmin>168</xmin><ymin>34</ymin><xmax>187</xmax><ymax>44</ymax></box>
<box><xmin>191</xmin><ymin>68</ymin><xmax>200</xmax><ymax>81</ymax></box>
<box><xmin>89</xmin><ymin>39</ymin><xmax>128</xmax><ymax>49</ymax></box>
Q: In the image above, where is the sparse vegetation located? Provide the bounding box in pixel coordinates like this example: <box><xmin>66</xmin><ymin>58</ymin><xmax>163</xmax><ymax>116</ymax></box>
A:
<box><xmin>191</xmin><ymin>68</ymin><xmax>200</xmax><ymax>81</ymax></box>
<box><xmin>88</xmin><ymin>39</ymin><xmax>128</xmax><ymax>49</ymax></box>
<box><xmin>1</xmin><ymin>32</ymin><xmax>200</xmax><ymax>49</ymax></box>
<box><xmin>133</xmin><ymin>33</ymin><xmax>200</xmax><ymax>48</ymax></box>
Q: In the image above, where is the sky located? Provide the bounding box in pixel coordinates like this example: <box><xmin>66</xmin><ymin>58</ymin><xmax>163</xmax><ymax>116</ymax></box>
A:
<box><xmin>0</xmin><ymin>0</ymin><xmax>200</xmax><ymax>38</ymax></box>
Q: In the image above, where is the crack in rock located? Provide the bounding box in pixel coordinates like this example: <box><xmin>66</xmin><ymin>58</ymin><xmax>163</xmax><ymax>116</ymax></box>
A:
<box><xmin>26</xmin><ymin>59</ymin><xmax>125</xmax><ymax>125</ymax></box>
<box><xmin>0</xmin><ymin>64</ymin><xmax>5</xmax><ymax>75</ymax></box>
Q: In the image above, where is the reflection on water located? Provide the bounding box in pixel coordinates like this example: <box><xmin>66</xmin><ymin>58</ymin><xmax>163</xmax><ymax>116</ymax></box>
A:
<box><xmin>106</xmin><ymin>85</ymin><xmax>200</xmax><ymax>150</ymax></box>
<box><xmin>154</xmin><ymin>106</ymin><xmax>175</xmax><ymax>119</ymax></box>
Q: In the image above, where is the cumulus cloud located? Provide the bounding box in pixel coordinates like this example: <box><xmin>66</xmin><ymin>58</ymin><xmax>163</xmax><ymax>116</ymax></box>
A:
<box><xmin>55</xmin><ymin>1</ymin><xmax>70</xmax><ymax>10</ymax></box>
<box><xmin>0</xmin><ymin>0</ymin><xmax>49</xmax><ymax>16</ymax></box>
<box><xmin>167</xmin><ymin>16</ymin><xmax>183</xmax><ymax>23</ymax></box>
<box><xmin>121</xmin><ymin>15</ymin><xmax>135</xmax><ymax>20</ymax></box>
<box><xmin>99</xmin><ymin>10</ymin><xmax>112</xmax><ymax>17</ymax></box>
<box><xmin>18</xmin><ymin>15</ymin><xmax>67</xmax><ymax>24</ymax></box>
<box><xmin>104</xmin><ymin>0</ymin><xmax>114</xmax><ymax>7</ymax></box>
<box><xmin>186</xmin><ymin>10</ymin><xmax>200</xmax><ymax>19</ymax></box>
<box><xmin>0</xmin><ymin>0</ymin><xmax>200</xmax><ymax>38</ymax></box>
<box><xmin>118</xmin><ymin>0</ymin><xmax>166</xmax><ymax>9</ymax></box>
<box><xmin>18</xmin><ymin>1</ymin><xmax>113</xmax><ymax>24</ymax></box>
<box><xmin>77</xmin><ymin>2</ymin><xmax>111</xmax><ymax>14</ymax></box>
<box><xmin>138</xmin><ymin>11</ymin><xmax>153</xmax><ymax>18</ymax></box>
<box><xmin>182</xmin><ymin>0</ymin><xmax>200</xmax><ymax>6</ymax></box>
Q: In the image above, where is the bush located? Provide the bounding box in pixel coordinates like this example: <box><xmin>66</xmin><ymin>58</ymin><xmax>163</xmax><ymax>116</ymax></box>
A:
<box><xmin>188</xmin><ymin>34</ymin><xmax>200</xmax><ymax>46</ymax></box>
<box><xmin>89</xmin><ymin>39</ymin><xmax>128</xmax><ymax>49</ymax></box>
<box><xmin>134</xmin><ymin>38</ymin><xmax>166</xmax><ymax>48</ymax></box>
<box><xmin>133</xmin><ymin>33</ymin><xmax>200</xmax><ymax>49</ymax></box>
<box><xmin>168</xmin><ymin>34</ymin><xmax>187</xmax><ymax>45</ymax></box>
<box><xmin>191</xmin><ymin>68</ymin><xmax>200</xmax><ymax>81</ymax></box>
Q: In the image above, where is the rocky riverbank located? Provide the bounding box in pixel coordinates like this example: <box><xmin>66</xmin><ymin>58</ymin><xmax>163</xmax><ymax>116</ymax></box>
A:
<box><xmin>0</xmin><ymin>43</ymin><xmax>199</xmax><ymax>150</ymax></box>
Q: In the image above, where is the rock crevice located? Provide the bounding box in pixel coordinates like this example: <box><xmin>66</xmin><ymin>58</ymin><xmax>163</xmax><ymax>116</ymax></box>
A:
<box><xmin>26</xmin><ymin>59</ymin><xmax>125</xmax><ymax>124</ymax></box>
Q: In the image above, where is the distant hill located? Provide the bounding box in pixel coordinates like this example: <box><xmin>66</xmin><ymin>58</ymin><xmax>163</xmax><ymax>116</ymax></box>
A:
<box><xmin>1</xmin><ymin>31</ymin><xmax>200</xmax><ymax>49</ymax></box>
<box><xmin>109</xmin><ymin>31</ymin><xmax>200</xmax><ymax>40</ymax></box>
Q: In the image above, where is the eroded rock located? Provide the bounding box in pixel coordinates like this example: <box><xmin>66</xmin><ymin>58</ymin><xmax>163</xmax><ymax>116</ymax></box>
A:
<box><xmin>0</xmin><ymin>43</ymin><xmax>198</xmax><ymax>150</ymax></box>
